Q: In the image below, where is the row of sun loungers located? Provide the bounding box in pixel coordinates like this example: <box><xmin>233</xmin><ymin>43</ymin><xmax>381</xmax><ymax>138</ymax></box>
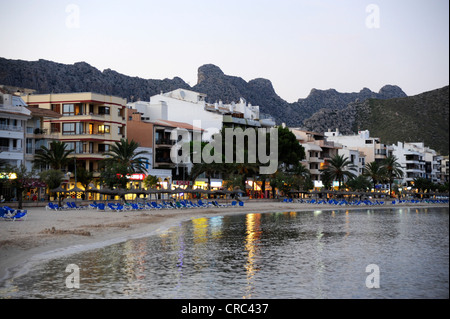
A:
<box><xmin>282</xmin><ymin>198</ymin><xmax>449</xmax><ymax>206</ymax></box>
<box><xmin>45</xmin><ymin>199</ymin><xmax>245</xmax><ymax>212</ymax></box>
<box><xmin>88</xmin><ymin>200</ymin><xmax>244</xmax><ymax>211</ymax></box>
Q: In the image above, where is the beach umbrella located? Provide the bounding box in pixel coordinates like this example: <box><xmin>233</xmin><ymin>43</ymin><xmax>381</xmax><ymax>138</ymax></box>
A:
<box><xmin>98</xmin><ymin>187</ymin><xmax>116</xmax><ymax>201</ymax></box>
<box><xmin>126</xmin><ymin>188</ymin><xmax>146</xmax><ymax>200</ymax></box>
<box><xmin>216</xmin><ymin>189</ymin><xmax>233</xmax><ymax>204</ymax></box>
<box><xmin>232</xmin><ymin>188</ymin><xmax>245</xmax><ymax>200</ymax></box>
<box><xmin>145</xmin><ymin>188</ymin><xmax>158</xmax><ymax>201</ymax></box>
<box><xmin>87</xmin><ymin>186</ymin><xmax>99</xmax><ymax>193</ymax></box>
<box><xmin>50</xmin><ymin>186</ymin><xmax>67</xmax><ymax>193</ymax></box>
<box><xmin>50</xmin><ymin>185</ymin><xmax>68</xmax><ymax>206</ymax></box>
<box><xmin>157</xmin><ymin>188</ymin><xmax>174</xmax><ymax>201</ymax></box>
<box><xmin>84</xmin><ymin>186</ymin><xmax>99</xmax><ymax>201</ymax></box>
<box><xmin>172</xmin><ymin>187</ymin><xmax>186</xmax><ymax>200</ymax></box>
<box><xmin>68</xmin><ymin>186</ymin><xmax>85</xmax><ymax>196</ymax></box>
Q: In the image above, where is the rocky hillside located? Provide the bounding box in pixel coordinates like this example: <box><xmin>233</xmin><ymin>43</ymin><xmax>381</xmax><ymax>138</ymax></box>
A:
<box><xmin>0</xmin><ymin>58</ymin><xmax>190</xmax><ymax>102</ymax></box>
<box><xmin>0</xmin><ymin>57</ymin><xmax>407</xmax><ymax>127</ymax></box>
<box><xmin>294</xmin><ymin>85</ymin><xmax>407</xmax><ymax>125</ymax></box>
<box><xmin>192</xmin><ymin>64</ymin><xmax>407</xmax><ymax>126</ymax></box>
<box><xmin>304</xmin><ymin>86</ymin><xmax>449</xmax><ymax>155</ymax></box>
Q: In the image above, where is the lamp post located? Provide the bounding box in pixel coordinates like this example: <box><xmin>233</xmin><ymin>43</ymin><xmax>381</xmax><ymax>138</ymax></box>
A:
<box><xmin>74</xmin><ymin>157</ymin><xmax>77</xmax><ymax>188</ymax></box>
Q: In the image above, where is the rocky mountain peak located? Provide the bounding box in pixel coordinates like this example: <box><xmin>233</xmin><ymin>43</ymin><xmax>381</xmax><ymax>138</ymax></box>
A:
<box><xmin>378</xmin><ymin>84</ymin><xmax>407</xmax><ymax>98</ymax></box>
<box><xmin>197</xmin><ymin>64</ymin><xmax>224</xmax><ymax>84</ymax></box>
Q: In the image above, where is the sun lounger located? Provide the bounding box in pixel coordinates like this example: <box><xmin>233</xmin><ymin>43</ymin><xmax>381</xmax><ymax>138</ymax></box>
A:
<box><xmin>46</xmin><ymin>202</ymin><xmax>64</xmax><ymax>211</ymax></box>
<box><xmin>2</xmin><ymin>210</ymin><xmax>28</xmax><ymax>221</ymax></box>
<box><xmin>151</xmin><ymin>202</ymin><xmax>163</xmax><ymax>209</ymax></box>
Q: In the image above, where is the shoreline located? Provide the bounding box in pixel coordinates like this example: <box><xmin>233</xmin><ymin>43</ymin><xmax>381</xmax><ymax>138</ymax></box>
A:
<box><xmin>1</xmin><ymin>200</ymin><xmax>448</xmax><ymax>287</ymax></box>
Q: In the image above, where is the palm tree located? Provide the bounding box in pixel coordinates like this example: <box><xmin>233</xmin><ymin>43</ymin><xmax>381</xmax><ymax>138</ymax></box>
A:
<box><xmin>322</xmin><ymin>154</ymin><xmax>357</xmax><ymax>189</ymax></box>
<box><xmin>363</xmin><ymin>161</ymin><xmax>383</xmax><ymax>190</ymax></box>
<box><xmin>102</xmin><ymin>139</ymin><xmax>149</xmax><ymax>175</ymax></box>
<box><xmin>33</xmin><ymin>141</ymin><xmax>74</xmax><ymax>170</ymax></box>
<box><xmin>381</xmin><ymin>155</ymin><xmax>404</xmax><ymax>197</ymax></box>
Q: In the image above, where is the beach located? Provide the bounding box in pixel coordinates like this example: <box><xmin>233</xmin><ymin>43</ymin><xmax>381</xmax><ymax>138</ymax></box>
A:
<box><xmin>1</xmin><ymin>200</ymin><xmax>448</xmax><ymax>286</ymax></box>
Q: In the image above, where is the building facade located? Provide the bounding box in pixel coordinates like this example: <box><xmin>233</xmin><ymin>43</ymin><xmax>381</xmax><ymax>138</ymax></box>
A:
<box><xmin>128</xmin><ymin>88</ymin><xmax>275</xmax><ymax>141</ymax></box>
<box><xmin>290</xmin><ymin>128</ymin><xmax>342</xmax><ymax>188</ymax></box>
<box><xmin>0</xmin><ymin>91</ymin><xmax>30</xmax><ymax>168</ymax></box>
<box><xmin>325</xmin><ymin>129</ymin><xmax>392</xmax><ymax>164</ymax></box>
<box><xmin>392</xmin><ymin>142</ymin><xmax>443</xmax><ymax>186</ymax></box>
<box><xmin>126</xmin><ymin>107</ymin><xmax>205</xmax><ymax>188</ymax></box>
<box><xmin>21</xmin><ymin>92</ymin><xmax>128</xmax><ymax>186</ymax></box>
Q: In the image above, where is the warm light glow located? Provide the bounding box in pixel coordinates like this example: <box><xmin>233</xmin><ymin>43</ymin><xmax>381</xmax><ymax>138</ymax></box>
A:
<box><xmin>0</xmin><ymin>172</ymin><xmax>17</xmax><ymax>179</ymax></box>
<box><xmin>244</xmin><ymin>213</ymin><xmax>261</xmax><ymax>299</ymax></box>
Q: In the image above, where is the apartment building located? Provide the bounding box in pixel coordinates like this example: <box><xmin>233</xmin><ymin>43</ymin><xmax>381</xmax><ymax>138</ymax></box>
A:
<box><xmin>392</xmin><ymin>142</ymin><xmax>443</xmax><ymax>186</ymax></box>
<box><xmin>126</xmin><ymin>107</ymin><xmax>204</xmax><ymax>188</ymax></box>
<box><xmin>128</xmin><ymin>88</ymin><xmax>275</xmax><ymax>141</ymax></box>
<box><xmin>0</xmin><ymin>90</ymin><xmax>31</xmax><ymax>168</ymax></box>
<box><xmin>325</xmin><ymin>129</ymin><xmax>392</xmax><ymax>164</ymax></box>
<box><xmin>441</xmin><ymin>156</ymin><xmax>449</xmax><ymax>183</ymax></box>
<box><xmin>290</xmin><ymin>128</ymin><xmax>342</xmax><ymax>188</ymax></box>
<box><xmin>24</xmin><ymin>106</ymin><xmax>62</xmax><ymax>171</ymax></box>
<box><xmin>21</xmin><ymin>92</ymin><xmax>127</xmax><ymax>183</ymax></box>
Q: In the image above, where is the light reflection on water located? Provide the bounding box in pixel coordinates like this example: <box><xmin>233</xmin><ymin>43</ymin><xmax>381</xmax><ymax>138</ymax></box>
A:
<box><xmin>2</xmin><ymin>207</ymin><xmax>449</xmax><ymax>299</ymax></box>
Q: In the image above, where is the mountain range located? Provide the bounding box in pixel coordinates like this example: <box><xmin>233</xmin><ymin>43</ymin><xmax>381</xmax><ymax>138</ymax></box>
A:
<box><xmin>0</xmin><ymin>57</ymin><xmax>448</xmax><ymax>154</ymax></box>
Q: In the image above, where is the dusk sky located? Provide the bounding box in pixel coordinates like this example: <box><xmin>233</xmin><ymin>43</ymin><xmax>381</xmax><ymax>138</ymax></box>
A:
<box><xmin>1</xmin><ymin>0</ymin><xmax>448</xmax><ymax>102</ymax></box>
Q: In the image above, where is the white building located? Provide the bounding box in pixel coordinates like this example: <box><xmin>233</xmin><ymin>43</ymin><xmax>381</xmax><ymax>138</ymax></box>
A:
<box><xmin>128</xmin><ymin>88</ymin><xmax>275</xmax><ymax>141</ymax></box>
<box><xmin>325</xmin><ymin>129</ymin><xmax>391</xmax><ymax>164</ymax></box>
<box><xmin>339</xmin><ymin>147</ymin><xmax>366</xmax><ymax>176</ymax></box>
<box><xmin>290</xmin><ymin>128</ymin><xmax>343</xmax><ymax>187</ymax></box>
<box><xmin>441</xmin><ymin>156</ymin><xmax>449</xmax><ymax>183</ymax></box>
<box><xmin>392</xmin><ymin>142</ymin><xmax>442</xmax><ymax>186</ymax></box>
<box><xmin>0</xmin><ymin>90</ymin><xmax>31</xmax><ymax>167</ymax></box>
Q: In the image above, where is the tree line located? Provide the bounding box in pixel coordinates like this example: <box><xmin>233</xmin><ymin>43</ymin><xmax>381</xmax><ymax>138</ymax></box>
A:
<box><xmin>1</xmin><ymin>126</ymin><xmax>448</xmax><ymax>208</ymax></box>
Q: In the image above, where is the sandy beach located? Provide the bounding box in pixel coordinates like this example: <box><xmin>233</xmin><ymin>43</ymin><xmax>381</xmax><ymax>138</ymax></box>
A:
<box><xmin>1</xmin><ymin>200</ymin><xmax>448</xmax><ymax>286</ymax></box>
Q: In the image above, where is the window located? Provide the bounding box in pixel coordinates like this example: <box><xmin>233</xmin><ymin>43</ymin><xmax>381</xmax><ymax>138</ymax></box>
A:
<box><xmin>63</xmin><ymin>123</ymin><xmax>75</xmax><ymax>135</ymax></box>
<box><xmin>62</xmin><ymin>123</ymin><xmax>83</xmax><ymax>135</ymax></box>
<box><xmin>98</xmin><ymin>106</ymin><xmax>110</xmax><ymax>115</ymax></box>
<box><xmin>51</xmin><ymin>104</ymin><xmax>61</xmax><ymax>113</ymax></box>
<box><xmin>98</xmin><ymin>125</ymin><xmax>110</xmax><ymax>134</ymax></box>
<box><xmin>0</xmin><ymin>138</ymin><xmax>9</xmax><ymax>148</ymax></box>
<box><xmin>365</xmin><ymin>139</ymin><xmax>373</xmax><ymax>144</ymax></box>
<box><xmin>65</xmin><ymin>142</ymin><xmax>83</xmax><ymax>153</ymax></box>
<box><xmin>63</xmin><ymin>104</ymin><xmax>75</xmax><ymax>116</ymax></box>
<box><xmin>98</xmin><ymin>144</ymin><xmax>110</xmax><ymax>153</ymax></box>
<box><xmin>51</xmin><ymin>123</ymin><xmax>60</xmax><ymax>133</ymax></box>
<box><xmin>26</xmin><ymin>138</ymin><xmax>33</xmax><ymax>154</ymax></box>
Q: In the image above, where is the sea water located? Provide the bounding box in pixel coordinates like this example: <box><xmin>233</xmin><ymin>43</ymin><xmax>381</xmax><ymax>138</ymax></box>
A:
<box><xmin>2</xmin><ymin>207</ymin><xmax>448</xmax><ymax>299</ymax></box>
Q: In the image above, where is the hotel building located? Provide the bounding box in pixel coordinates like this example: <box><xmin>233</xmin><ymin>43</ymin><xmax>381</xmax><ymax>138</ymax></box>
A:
<box><xmin>325</xmin><ymin>129</ymin><xmax>392</xmax><ymax>164</ymax></box>
<box><xmin>290</xmin><ymin>128</ymin><xmax>342</xmax><ymax>188</ymax></box>
<box><xmin>128</xmin><ymin>88</ymin><xmax>275</xmax><ymax>141</ymax></box>
<box><xmin>126</xmin><ymin>107</ymin><xmax>205</xmax><ymax>188</ymax></box>
<box><xmin>21</xmin><ymin>92</ymin><xmax>127</xmax><ymax>185</ymax></box>
<box><xmin>392</xmin><ymin>141</ymin><xmax>443</xmax><ymax>186</ymax></box>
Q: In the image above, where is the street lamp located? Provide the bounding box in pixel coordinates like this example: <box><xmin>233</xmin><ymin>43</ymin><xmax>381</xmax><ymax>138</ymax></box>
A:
<box><xmin>74</xmin><ymin>157</ymin><xmax>77</xmax><ymax>188</ymax></box>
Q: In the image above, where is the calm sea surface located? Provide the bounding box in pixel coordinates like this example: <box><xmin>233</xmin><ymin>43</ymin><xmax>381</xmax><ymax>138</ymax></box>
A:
<box><xmin>2</xmin><ymin>207</ymin><xmax>449</xmax><ymax>299</ymax></box>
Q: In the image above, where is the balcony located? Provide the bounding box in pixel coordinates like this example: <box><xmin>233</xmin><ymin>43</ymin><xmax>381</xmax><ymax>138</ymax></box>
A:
<box><xmin>59</xmin><ymin>131</ymin><xmax>112</xmax><ymax>140</ymax></box>
<box><xmin>317</xmin><ymin>140</ymin><xmax>339</xmax><ymax>148</ymax></box>
<box><xmin>0</xmin><ymin>124</ymin><xmax>23</xmax><ymax>132</ymax></box>
<box><xmin>0</xmin><ymin>146</ymin><xmax>22</xmax><ymax>152</ymax></box>
<box><xmin>155</xmin><ymin>138</ymin><xmax>175</xmax><ymax>146</ymax></box>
